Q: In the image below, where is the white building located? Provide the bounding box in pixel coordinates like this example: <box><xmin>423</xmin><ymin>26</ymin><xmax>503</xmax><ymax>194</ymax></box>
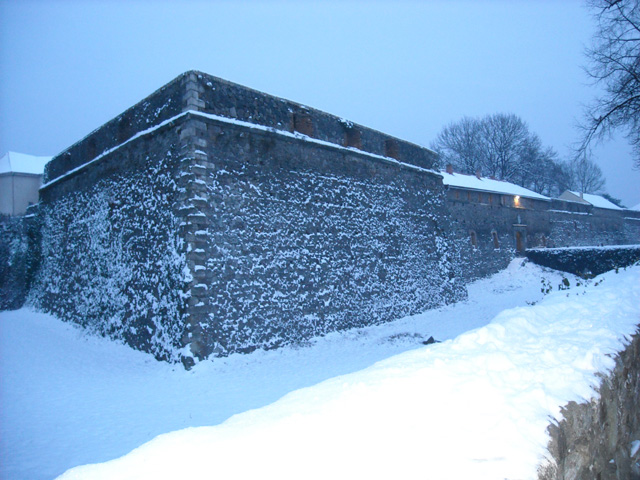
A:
<box><xmin>558</xmin><ymin>191</ymin><xmax>623</xmax><ymax>211</ymax></box>
<box><xmin>0</xmin><ymin>152</ymin><xmax>51</xmax><ymax>216</ymax></box>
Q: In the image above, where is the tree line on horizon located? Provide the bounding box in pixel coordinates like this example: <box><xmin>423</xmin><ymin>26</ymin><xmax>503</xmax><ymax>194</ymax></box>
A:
<box><xmin>430</xmin><ymin>113</ymin><xmax>611</xmax><ymax>202</ymax></box>
<box><xmin>431</xmin><ymin>0</ymin><xmax>640</xmax><ymax>210</ymax></box>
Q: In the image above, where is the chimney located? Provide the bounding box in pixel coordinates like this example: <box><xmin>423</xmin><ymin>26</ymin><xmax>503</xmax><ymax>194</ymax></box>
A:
<box><xmin>446</xmin><ymin>164</ymin><xmax>453</xmax><ymax>174</ymax></box>
<box><xmin>475</xmin><ymin>169</ymin><xmax>482</xmax><ymax>179</ymax></box>
<box><xmin>580</xmin><ymin>192</ymin><xmax>584</xmax><ymax>199</ymax></box>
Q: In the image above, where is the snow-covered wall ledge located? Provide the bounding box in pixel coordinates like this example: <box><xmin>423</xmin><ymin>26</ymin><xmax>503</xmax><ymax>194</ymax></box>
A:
<box><xmin>539</xmin><ymin>327</ymin><xmax>640</xmax><ymax>479</ymax></box>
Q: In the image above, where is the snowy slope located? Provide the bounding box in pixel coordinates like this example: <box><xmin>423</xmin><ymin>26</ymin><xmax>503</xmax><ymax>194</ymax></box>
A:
<box><xmin>1</xmin><ymin>261</ymin><xmax>638</xmax><ymax>480</ymax></box>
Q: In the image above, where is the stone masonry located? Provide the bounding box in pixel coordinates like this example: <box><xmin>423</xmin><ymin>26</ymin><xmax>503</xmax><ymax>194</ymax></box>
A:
<box><xmin>32</xmin><ymin>71</ymin><xmax>463</xmax><ymax>365</ymax></box>
<box><xmin>9</xmin><ymin>70</ymin><xmax>640</xmax><ymax>365</ymax></box>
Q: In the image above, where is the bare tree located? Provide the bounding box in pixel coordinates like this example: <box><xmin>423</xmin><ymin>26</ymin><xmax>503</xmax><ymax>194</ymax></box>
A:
<box><xmin>481</xmin><ymin>113</ymin><xmax>529</xmax><ymax>180</ymax></box>
<box><xmin>516</xmin><ymin>137</ymin><xmax>565</xmax><ymax>196</ymax></box>
<box><xmin>431</xmin><ymin>117</ymin><xmax>484</xmax><ymax>173</ymax></box>
<box><xmin>570</xmin><ymin>152</ymin><xmax>607</xmax><ymax>193</ymax></box>
<box><xmin>432</xmin><ymin>113</ymin><xmax>571</xmax><ymax>195</ymax></box>
<box><xmin>581</xmin><ymin>0</ymin><xmax>640</xmax><ymax>168</ymax></box>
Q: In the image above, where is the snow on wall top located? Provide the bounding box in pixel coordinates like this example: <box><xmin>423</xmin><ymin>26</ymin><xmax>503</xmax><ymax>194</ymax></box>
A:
<box><xmin>568</xmin><ymin>191</ymin><xmax>623</xmax><ymax>210</ymax></box>
<box><xmin>45</xmin><ymin>71</ymin><xmax>438</xmax><ymax>184</ymax></box>
<box><xmin>0</xmin><ymin>151</ymin><xmax>51</xmax><ymax>175</ymax></box>
<box><xmin>439</xmin><ymin>171</ymin><xmax>550</xmax><ymax>201</ymax></box>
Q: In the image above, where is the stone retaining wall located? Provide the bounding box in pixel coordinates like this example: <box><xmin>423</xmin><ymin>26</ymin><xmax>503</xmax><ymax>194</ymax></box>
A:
<box><xmin>539</xmin><ymin>328</ymin><xmax>640</xmax><ymax>480</ymax></box>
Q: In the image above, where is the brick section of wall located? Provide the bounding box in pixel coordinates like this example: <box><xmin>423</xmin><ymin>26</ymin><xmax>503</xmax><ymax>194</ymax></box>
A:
<box><xmin>189</xmin><ymin>71</ymin><xmax>438</xmax><ymax>170</ymax></box>
<box><xmin>44</xmin><ymin>77</ymin><xmax>186</xmax><ymax>184</ymax></box>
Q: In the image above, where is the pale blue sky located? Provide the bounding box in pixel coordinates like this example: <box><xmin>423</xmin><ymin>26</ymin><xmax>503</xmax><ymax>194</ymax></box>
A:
<box><xmin>1</xmin><ymin>0</ymin><xmax>638</xmax><ymax>206</ymax></box>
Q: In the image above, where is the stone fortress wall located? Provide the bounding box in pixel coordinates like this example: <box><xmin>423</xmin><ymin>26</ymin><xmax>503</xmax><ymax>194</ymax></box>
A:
<box><xmin>444</xmin><ymin>185</ymin><xmax>640</xmax><ymax>282</ymax></box>
<box><xmin>31</xmin><ymin>71</ymin><xmax>463</xmax><ymax>365</ymax></box>
<box><xmin>3</xmin><ymin>71</ymin><xmax>639</xmax><ymax>364</ymax></box>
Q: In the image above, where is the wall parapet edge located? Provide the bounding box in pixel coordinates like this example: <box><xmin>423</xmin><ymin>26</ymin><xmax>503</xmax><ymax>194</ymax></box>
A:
<box><xmin>44</xmin><ymin>71</ymin><xmax>438</xmax><ymax>185</ymax></box>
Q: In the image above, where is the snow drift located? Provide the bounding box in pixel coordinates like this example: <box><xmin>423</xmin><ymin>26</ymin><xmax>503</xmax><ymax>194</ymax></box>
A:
<box><xmin>51</xmin><ymin>263</ymin><xmax>639</xmax><ymax>480</ymax></box>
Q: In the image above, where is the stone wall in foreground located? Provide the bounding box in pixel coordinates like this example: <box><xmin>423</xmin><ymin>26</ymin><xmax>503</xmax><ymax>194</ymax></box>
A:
<box><xmin>30</xmin><ymin>120</ymin><xmax>190</xmax><ymax>361</ymax></box>
<box><xmin>29</xmin><ymin>71</ymin><xmax>464</xmax><ymax>364</ymax></box>
<box><xmin>178</xmin><ymin>113</ymin><xmax>463</xmax><ymax>360</ymax></box>
<box><xmin>539</xmin><ymin>328</ymin><xmax>640</xmax><ymax>480</ymax></box>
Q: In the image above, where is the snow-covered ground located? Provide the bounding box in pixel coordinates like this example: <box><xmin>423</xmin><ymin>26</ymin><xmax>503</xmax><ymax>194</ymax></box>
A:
<box><xmin>1</xmin><ymin>260</ymin><xmax>638</xmax><ymax>480</ymax></box>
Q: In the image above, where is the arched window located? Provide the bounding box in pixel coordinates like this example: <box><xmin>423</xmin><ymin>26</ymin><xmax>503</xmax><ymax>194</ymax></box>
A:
<box><xmin>515</xmin><ymin>231</ymin><xmax>524</xmax><ymax>253</ymax></box>
<box><xmin>492</xmin><ymin>231</ymin><xmax>499</xmax><ymax>249</ymax></box>
<box><xmin>292</xmin><ymin>112</ymin><xmax>314</xmax><ymax>137</ymax></box>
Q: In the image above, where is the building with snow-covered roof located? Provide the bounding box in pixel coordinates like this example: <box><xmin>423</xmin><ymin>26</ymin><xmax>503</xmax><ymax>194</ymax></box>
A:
<box><xmin>440</xmin><ymin>169</ymin><xmax>550</xmax><ymax>202</ymax></box>
<box><xmin>558</xmin><ymin>191</ymin><xmax>623</xmax><ymax>211</ymax></box>
<box><xmin>440</xmin><ymin>166</ymin><xmax>553</xmax><ymax>279</ymax></box>
<box><xmin>440</xmin><ymin>165</ymin><xmax>639</xmax><ymax>278</ymax></box>
<box><xmin>0</xmin><ymin>152</ymin><xmax>51</xmax><ymax>216</ymax></box>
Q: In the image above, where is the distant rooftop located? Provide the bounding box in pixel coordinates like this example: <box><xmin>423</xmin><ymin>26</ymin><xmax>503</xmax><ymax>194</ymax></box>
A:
<box><xmin>631</xmin><ymin>203</ymin><xmax>640</xmax><ymax>211</ymax></box>
<box><xmin>0</xmin><ymin>152</ymin><xmax>51</xmax><ymax>175</ymax></box>
<box><xmin>439</xmin><ymin>171</ymin><xmax>550</xmax><ymax>201</ymax></box>
<box><xmin>566</xmin><ymin>191</ymin><xmax>623</xmax><ymax>211</ymax></box>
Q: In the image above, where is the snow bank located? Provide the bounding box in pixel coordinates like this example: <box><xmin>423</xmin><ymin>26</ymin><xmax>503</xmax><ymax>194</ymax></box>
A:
<box><xmin>55</xmin><ymin>265</ymin><xmax>640</xmax><ymax>480</ymax></box>
<box><xmin>0</xmin><ymin>260</ymin><xmax>573</xmax><ymax>479</ymax></box>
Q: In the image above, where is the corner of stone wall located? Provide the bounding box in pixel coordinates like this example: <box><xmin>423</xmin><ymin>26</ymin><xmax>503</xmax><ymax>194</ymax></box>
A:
<box><xmin>183</xmin><ymin>72</ymin><xmax>205</xmax><ymax>112</ymax></box>
<box><xmin>174</xmin><ymin>110</ymin><xmax>214</xmax><ymax>366</ymax></box>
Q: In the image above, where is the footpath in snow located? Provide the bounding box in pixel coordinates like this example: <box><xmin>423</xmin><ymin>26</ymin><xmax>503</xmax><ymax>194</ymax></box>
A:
<box><xmin>1</xmin><ymin>260</ymin><xmax>639</xmax><ymax>480</ymax></box>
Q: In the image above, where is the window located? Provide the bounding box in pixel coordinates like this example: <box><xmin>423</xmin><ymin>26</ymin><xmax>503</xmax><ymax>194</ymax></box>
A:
<box><xmin>292</xmin><ymin>112</ymin><xmax>314</xmax><ymax>137</ymax></box>
<box><xmin>87</xmin><ymin>138</ymin><xmax>97</xmax><ymax>160</ymax></box>
<box><xmin>384</xmin><ymin>139</ymin><xmax>399</xmax><ymax>159</ymax></box>
<box><xmin>344</xmin><ymin>126</ymin><xmax>362</xmax><ymax>149</ymax></box>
